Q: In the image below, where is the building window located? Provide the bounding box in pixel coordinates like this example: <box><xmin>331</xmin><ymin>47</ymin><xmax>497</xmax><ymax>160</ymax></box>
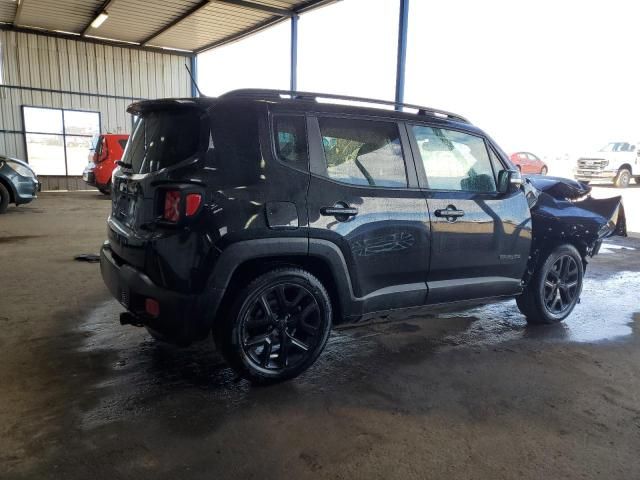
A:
<box><xmin>22</xmin><ymin>106</ymin><xmax>100</xmax><ymax>176</ymax></box>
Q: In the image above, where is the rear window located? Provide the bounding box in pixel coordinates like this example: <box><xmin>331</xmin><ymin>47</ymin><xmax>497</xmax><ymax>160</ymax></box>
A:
<box><xmin>122</xmin><ymin>108</ymin><xmax>202</xmax><ymax>174</ymax></box>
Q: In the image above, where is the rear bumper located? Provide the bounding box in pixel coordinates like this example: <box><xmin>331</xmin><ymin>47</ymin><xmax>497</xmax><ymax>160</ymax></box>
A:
<box><xmin>83</xmin><ymin>171</ymin><xmax>96</xmax><ymax>186</ymax></box>
<box><xmin>100</xmin><ymin>241</ymin><xmax>223</xmax><ymax>345</ymax></box>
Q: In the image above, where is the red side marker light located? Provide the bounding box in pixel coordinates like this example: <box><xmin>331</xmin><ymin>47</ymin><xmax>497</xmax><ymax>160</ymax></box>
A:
<box><xmin>145</xmin><ymin>298</ymin><xmax>160</xmax><ymax>318</ymax></box>
<box><xmin>185</xmin><ymin>193</ymin><xmax>202</xmax><ymax>217</ymax></box>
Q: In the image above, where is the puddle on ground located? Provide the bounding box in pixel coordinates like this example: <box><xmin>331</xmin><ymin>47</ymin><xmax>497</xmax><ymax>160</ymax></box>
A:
<box><xmin>73</xmin><ymin>267</ymin><xmax>639</xmax><ymax>428</ymax></box>
<box><xmin>428</xmin><ymin>270</ymin><xmax>640</xmax><ymax>346</ymax></box>
<box><xmin>598</xmin><ymin>242</ymin><xmax>637</xmax><ymax>254</ymax></box>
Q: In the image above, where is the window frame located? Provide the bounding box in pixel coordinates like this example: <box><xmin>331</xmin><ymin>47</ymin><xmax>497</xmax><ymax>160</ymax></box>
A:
<box><xmin>21</xmin><ymin>105</ymin><xmax>102</xmax><ymax>176</ymax></box>
<box><xmin>406</xmin><ymin>121</ymin><xmax>502</xmax><ymax>195</ymax></box>
<box><xmin>308</xmin><ymin>113</ymin><xmax>419</xmax><ymax>190</ymax></box>
<box><xmin>269</xmin><ymin>112</ymin><xmax>310</xmax><ymax>173</ymax></box>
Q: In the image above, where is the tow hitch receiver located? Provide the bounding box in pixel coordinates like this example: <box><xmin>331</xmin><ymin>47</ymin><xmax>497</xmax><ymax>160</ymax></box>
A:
<box><xmin>120</xmin><ymin>312</ymin><xmax>144</xmax><ymax>327</ymax></box>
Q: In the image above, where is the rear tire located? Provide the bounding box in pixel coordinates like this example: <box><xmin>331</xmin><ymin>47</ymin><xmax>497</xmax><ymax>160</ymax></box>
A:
<box><xmin>614</xmin><ymin>168</ymin><xmax>631</xmax><ymax>188</ymax></box>
<box><xmin>214</xmin><ymin>267</ymin><xmax>332</xmax><ymax>384</ymax></box>
<box><xmin>517</xmin><ymin>244</ymin><xmax>583</xmax><ymax>324</ymax></box>
<box><xmin>540</xmin><ymin>166</ymin><xmax>548</xmax><ymax>175</ymax></box>
<box><xmin>0</xmin><ymin>183</ymin><xmax>10</xmax><ymax>214</ymax></box>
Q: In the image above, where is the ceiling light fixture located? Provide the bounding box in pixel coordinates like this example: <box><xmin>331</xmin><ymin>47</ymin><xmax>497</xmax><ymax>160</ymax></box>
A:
<box><xmin>90</xmin><ymin>11</ymin><xmax>109</xmax><ymax>29</ymax></box>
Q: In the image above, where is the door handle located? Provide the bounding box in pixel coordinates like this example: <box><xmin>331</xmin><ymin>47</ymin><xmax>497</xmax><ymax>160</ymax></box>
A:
<box><xmin>434</xmin><ymin>207</ymin><xmax>465</xmax><ymax>219</ymax></box>
<box><xmin>320</xmin><ymin>204</ymin><xmax>358</xmax><ymax>217</ymax></box>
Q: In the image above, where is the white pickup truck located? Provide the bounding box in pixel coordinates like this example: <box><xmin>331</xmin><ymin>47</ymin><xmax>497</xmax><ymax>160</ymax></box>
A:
<box><xmin>575</xmin><ymin>142</ymin><xmax>640</xmax><ymax>188</ymax></box>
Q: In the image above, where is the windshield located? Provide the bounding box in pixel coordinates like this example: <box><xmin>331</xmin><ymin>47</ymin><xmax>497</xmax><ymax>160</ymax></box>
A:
<box><xmin>121</xmin><ymin>108</ymin><xmax>202</xmax><ymax>174</ymax></box>
<box><xmin>599</xmin><ymin>142</ymin><xmax>633</xmax><ymax>152</ymax></box>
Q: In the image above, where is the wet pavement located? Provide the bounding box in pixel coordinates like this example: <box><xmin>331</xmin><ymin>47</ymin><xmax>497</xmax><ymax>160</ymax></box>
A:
<box><xmin>2</xmin><ymin>192</ymin><xmax>640</xmax><ymax>479</ymax></box>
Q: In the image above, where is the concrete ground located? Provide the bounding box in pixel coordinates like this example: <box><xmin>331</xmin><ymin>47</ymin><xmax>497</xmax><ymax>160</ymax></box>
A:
<box><xmin>1</xmin><ymin>192</ymin><xmax>640</xmax><ymax>480</ymax></box>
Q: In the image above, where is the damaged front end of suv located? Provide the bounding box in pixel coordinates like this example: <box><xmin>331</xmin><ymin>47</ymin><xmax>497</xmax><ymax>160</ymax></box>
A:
<box><xmin>522</xmin><ymin>175</ymin><xmax>627</xmax><ymax>282</ymax></box>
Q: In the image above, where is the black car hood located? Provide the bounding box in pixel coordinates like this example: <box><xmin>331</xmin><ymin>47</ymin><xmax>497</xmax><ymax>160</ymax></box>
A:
<box><xmin>526</xmin><ymin>176</ymin><xmax>626</xmax><ymax>258</ymax></box>
<box><xmin>527</xmin><ymin>175</ymin><xmax>592</xmax><ymax>199</ymax></box>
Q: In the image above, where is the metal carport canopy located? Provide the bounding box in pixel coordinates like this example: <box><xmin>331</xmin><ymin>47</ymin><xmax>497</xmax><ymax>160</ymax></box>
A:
<box><xmin>0</xmin><ymin>0</ymin><xmax>337</xmax><ymax>53</ymax></box>
<box><xmin>0</xmin><ymin>0</ymin><xmax>411</xmax><ymax>103</ymax></box>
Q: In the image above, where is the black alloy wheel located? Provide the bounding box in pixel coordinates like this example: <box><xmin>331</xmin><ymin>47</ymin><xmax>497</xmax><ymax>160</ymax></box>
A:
<box><xmin>240</xmin><ymin>283</ymin><xmax>323</xmax><ymax>372</ymax></box>
<box><xmin>516</xmin><ymin>243</ymin><xmax>584</xmax><ymax>324</ymax></box>
<box><xmin>216</xmin><ymin>268</ymin><xmax>332</xmax><ymax>383</ymax></box>
<box><xmin>542</xmin><ymin>254</ymin><xmax>579</xmax><ymax>315</ymax></box>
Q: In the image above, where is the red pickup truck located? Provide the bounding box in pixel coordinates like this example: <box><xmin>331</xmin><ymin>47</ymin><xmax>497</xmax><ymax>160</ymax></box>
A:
<box><xmin>82</xmin><ymin>134</ymin><xmax>129</xmax><ymax>194</ymax></box>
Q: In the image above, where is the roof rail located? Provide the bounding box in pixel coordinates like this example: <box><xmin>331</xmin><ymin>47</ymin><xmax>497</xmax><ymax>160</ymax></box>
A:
<box><xmin>220</xmin><ymin>88</ymin><xmax>470</xmax><ymax>123</ymax></box>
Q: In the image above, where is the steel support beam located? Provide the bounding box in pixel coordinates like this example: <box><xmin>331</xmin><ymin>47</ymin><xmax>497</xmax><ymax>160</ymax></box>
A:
<box><xmin>141</xmin><ymin>1</ymin><xmax>209</xmax><ymax>46</ymax></box>
<box><xmin>290</xmin><ymin>14</ymin><xmax>298</xmax><ymax>92</ymax></box>
<box><xmin>13</xmin><ymin>0</ymin><xmax>25</xmax><ymax>26</ymax></box>
<box><xmin>214</xmin><ymin>0</ymin><xmax>293</xmax><ymax>17</ymax></box>
<box><xmin>394</xmin><ymin>0</ymin><xmax>409</xmax><ymax>110</ymax></box>
<box><xmin>190</xmin><ymin>56</ymin><xmax>199</xmax><ymax>97</ymax></box>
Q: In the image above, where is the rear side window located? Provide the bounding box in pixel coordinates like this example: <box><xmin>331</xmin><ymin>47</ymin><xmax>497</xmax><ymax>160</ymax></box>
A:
<box><xmin>318</xmin><ymin>117</ymin><xmax>407</xmax><ymax>188</ymax></box>
<box><xmin>122</xmin><ymin>108</ymin><xmax>202</xmax><ymax>174</ymax></box>
<box><xmin>410</xmin><ymin>125</ymin><xmax>497</xmax><ymax>193</ymax></box>
<box><xmin>273</xmin><ymin>115</ymin><xmax>308</xmax><ymax>169</ymax></box>
<box><xmin>117</xmin><ymin>139</ymin><xmax>128</xmax><ymax>150</ymax></box>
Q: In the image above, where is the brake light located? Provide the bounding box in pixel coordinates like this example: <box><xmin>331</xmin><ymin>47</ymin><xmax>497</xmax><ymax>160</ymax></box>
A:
<box><xmin>185</xmin><ymin>193</ymin><xmax>202</xmax><ymax>216</ymax></box>
<box><xmin>163</xmin><ymin>190</ymin><xmax>181</xmax><ymax>222</ymax></box>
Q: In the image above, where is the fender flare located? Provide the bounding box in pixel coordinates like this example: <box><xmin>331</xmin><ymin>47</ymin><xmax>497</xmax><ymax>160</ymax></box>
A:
<box><xmin>206</xmin><ymin>237</ymin><xmax>359</xmax><ymax>320</ymax></box>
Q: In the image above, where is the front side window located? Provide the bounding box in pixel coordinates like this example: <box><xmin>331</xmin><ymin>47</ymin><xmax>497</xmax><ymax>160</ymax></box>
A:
<box><xmin>273</xmin><ymin>115</ymin><xmax>308</xmax><ymax>169</ymax></box>
<box><xmin>411</xmin><ymin>125</ymin><xmax>497</xmax><ymax>192</ymax></box>
<box><xmin>318</xmin><ymin>117</ymin><xmax>407</xmax><ymax>188</ymax></box>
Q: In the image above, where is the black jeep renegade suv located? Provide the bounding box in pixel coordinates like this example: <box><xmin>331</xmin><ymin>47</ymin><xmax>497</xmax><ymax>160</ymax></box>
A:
<box><xmin>101</xmin><ymin>89</ymin><xmax>626</xmax><ymax>383</ymax></box>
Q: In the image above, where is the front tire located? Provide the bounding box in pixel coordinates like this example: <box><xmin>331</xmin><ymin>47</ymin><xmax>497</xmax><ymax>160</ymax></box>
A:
<box><xmin>540</xmin><ymin>166</ymin><xmax>548</xmax><ymax>175</ymax></box>
<box><xmin>0</xmin><ymin>183</ymin><xmax>10</xmax><ymax>214</ymax></box>
<box><xmin>215</xmin><ymin>268</ymin><xmax>332</xmax><ymax>384</ymax></box>
<box><xmin>614</xmin><ymin>168</ymin><xmax>631</xmax><ymax>188</ymax></box>
<box><xmin>517</xmin><ymin>244</ymin><xmax>583</xmax><ymax>324</ymax></box>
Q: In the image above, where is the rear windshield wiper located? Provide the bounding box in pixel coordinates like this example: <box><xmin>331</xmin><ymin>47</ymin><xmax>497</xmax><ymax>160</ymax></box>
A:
<box><xmin>117</xmin><ymin>160</ymin><xmax>133</xmax><ymax>169</ymax></box>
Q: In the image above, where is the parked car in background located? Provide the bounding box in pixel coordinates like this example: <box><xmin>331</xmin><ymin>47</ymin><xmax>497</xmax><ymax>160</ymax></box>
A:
<box><xmin>82</xmin><ymin>134</ymin><xmax>129</xmax><ymax>194</ymax></box>
<box><xmin>575</xmin><ymin>142</ymin><xmax>640</xmax><ymax>188</ymax></box>
<box><xmin>0</xmin><ymin>155</ymin><xmax>40</xmax><ymax>214</ymax></box>
<box><xmin>510</xmin><ymin>152</ymin><xmax>548</xmax><ymax>175</ymax></box>
<box><xmin>100</xmin><ymin>90</ymin><xmax>626</xmax><ymax>384</ymax></box>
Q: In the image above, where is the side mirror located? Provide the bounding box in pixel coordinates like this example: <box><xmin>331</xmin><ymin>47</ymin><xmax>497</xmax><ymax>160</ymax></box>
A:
<box><xmin>498</xmin><ymin>169</ymin><xmax>523</xmax><ymax>194</ymax></box>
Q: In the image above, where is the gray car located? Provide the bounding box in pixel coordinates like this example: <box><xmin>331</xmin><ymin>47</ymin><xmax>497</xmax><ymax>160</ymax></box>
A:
<box><xmin>0</xmin><ymin>155</ymin><xmax>40</xmax><ymax>214</ymax></box>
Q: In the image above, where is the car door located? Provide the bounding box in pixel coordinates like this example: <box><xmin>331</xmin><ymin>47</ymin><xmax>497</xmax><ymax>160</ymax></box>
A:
<box><xmin>306</xmin><ymin>115</ymin><xmax>431</xmax><ymax>315</ymax></box>
<box><xmin>407</xmin><ymin>123</ymin><xmax>532</xmax><ymax>303</ymax></box>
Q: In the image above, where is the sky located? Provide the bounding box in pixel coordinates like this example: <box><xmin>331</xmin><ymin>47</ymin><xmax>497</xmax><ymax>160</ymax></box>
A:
<box><xmin>198</xmin><ymin>0</ymin><xmax>639</xmax><ymax>159</ymax></box>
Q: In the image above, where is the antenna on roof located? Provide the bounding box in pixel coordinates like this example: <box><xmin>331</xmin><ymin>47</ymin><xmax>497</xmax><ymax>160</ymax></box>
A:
<box><xmin>184</xmin><ymin>63</ymin><xmax>205</xmax><ymax>97</ymax></box>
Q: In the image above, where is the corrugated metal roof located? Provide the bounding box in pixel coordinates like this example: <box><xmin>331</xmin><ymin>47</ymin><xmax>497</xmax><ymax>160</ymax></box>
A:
<box><xmin>0</xmin><ymin>0</ymin><xmax>337</xmax><ymax>54</ymax></box>
<box><xmin>0</xmin><ymin>0</ymin><xmax>17</xmax><ymax>24</ymax></box>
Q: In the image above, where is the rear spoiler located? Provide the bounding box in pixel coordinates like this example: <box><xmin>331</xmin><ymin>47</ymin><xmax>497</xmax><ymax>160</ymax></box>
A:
<box><xmin>127</xmin><ymin>98</ymin><xmax>209</xmax><ymax>116</ymax></box>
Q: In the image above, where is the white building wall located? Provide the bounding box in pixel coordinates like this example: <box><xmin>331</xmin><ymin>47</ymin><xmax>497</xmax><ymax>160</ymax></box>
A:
<box><xmin>0</xmin><ymin>29</ymin><xmax>191</xmax><ymax>182</ymax></box>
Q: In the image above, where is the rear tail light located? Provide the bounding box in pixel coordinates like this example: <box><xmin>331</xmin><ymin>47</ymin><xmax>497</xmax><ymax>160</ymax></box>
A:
<box><xmin>162</xmin><ymin>190</ymin><xmax>202</xmax><ymax>222</ymax></box>
<box><xmin>163</xmin><ymin>190</ymin><xmax>181</xmax><ymax>222</ymax></box>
